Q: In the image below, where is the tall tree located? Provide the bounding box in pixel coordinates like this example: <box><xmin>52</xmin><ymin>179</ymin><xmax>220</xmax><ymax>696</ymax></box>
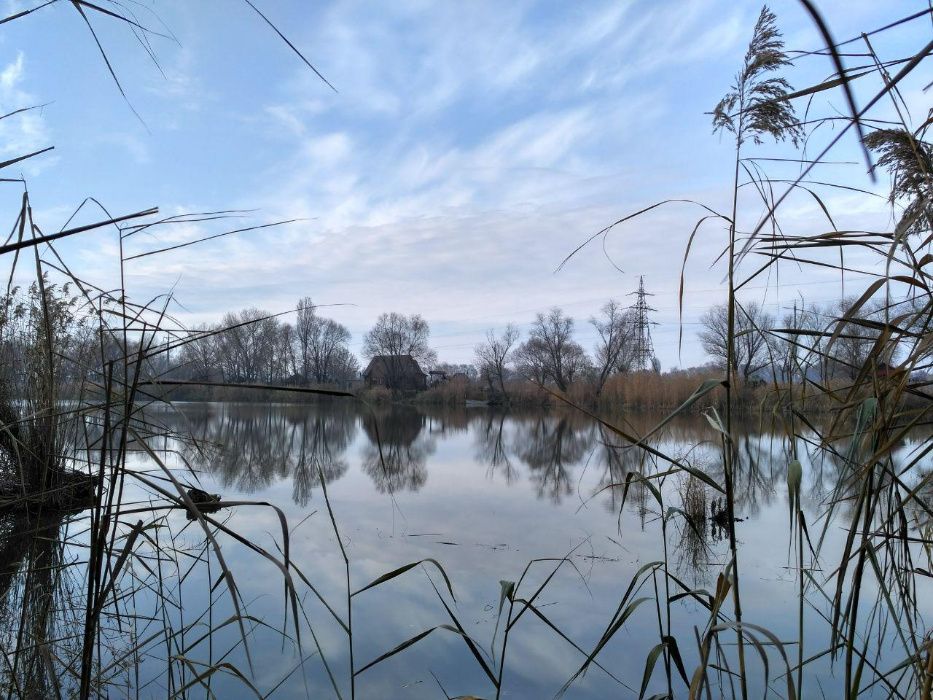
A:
<box><xmin>294</xmin><ymin>297</ymin><xmax>356</xmax><ymax>384</ymax></box>
<box><xmin>513</xmin><ymin>336</ymin><xmax>549</xmax><ymax>386</ymax></box>
<box><xmin>295</xmin><ymin>297</ymin><xmax>316</xmax><ymax>382</ymax></box>
<box><xmin>309</xmin><ymin>318</ymin><xmax>353</xmax><ymax>383</ymax></box>
<box><xmin>591</xmin><ymin>300</ymin><xmax>633</xmax><ymax>395</ymax></box>
<box><xmin>825</xmin><ymin>298</ymin><xmax>881</xmax><ymax>380</ymax></box>
<box><xmin>516</xmin><ymin>308</ymin><xmax>588</xmax><ymax>391</ymax></box>
<box><xmin>329</xmin><ymin>346</ymin><xmax>361</xmax><ymax>384</ymax></box>
<box><xmin>699</xmin><ymin>301</ymin><xmax>775</xmax><ymax>382</ymax></box>
<box><xmin>474</xmin><ymin>324</ymin><xmax>519</xmax><ymax>399</ymax></box>
<box><xmin>177</xmin><ymin>324</ymin><xmax>218</xmax><ymax>382</ymax></box>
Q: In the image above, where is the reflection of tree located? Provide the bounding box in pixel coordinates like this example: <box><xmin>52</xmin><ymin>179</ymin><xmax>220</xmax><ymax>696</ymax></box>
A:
<box><xmin>360</xmin><ymin>407</ymin><xmax>434</xmax><ymax>494</ymax></box>
<box><xmin>0</xmin><ymin>513</ymin><xmax>77</xmax><ymax>698</ymax></box>
<box><xmin>734</xmin><ymin>435</ymin><xmax>776</xmax><ymax>518</ymax></box>
<box><xmin>513</xmin><ymin>413</ymin><xmax>594</xmax><ymax>503</ymax></box>
<box><xmin>474</xmin><ymin>412</ymin><xmax>517</xmax><ymax>484</ymax></box>
<box><xmin>593</xmin><ymin>424</ymin><xmax>655</xmax><ymax>514</ymax></box>
<box><xmin>701</xmin><ymin>433</ymin><xmax>783</xmax><ymax>518</ymax></box>
<box><xmin>290</xmin><ymin>411</ymin><xmax>353</xmax><ymax>506</ymax></box>
<box><xmin>174</xmin><ymin>404</ymin><xmax>355</xmax><ymax>503</ymax></box>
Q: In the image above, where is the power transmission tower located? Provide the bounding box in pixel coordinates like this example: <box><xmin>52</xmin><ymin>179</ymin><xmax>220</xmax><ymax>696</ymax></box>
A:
<box><xmin>627</xmin><ymin>275</ymin><xmax>657</xmax><ymax>371</ymax></box>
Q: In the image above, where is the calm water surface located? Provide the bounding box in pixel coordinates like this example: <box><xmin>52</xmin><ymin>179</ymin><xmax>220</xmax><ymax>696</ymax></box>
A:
<box><xmin>3</xmin><ymin>401</ymin><xmax>930</xmax><ymax>698</ymax></box>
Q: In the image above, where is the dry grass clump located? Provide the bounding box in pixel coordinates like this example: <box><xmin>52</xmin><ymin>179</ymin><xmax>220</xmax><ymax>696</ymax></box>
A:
<box><xmin>598</xmin><ymin>367</ymin><xmax>723</xmax><ymax>411</ymax></box>
<box><xmin>680</xmin><ymin>472</ymin><xmax>709</xmax><ymax>526</ymax></box>
<box><xmin>675</xmin><ymin>472</ymin><xmax>712</xmax><ymax>580</ymax></box>
<box><xmin>414</xmin><ymin>379</ymin><xmax>485</xmax><ymax>406</ymax></box>
<box><xmin>499</xmin><ymin>379</ymin><xmax>551</xmax><ymax>406</ymax></box>
<box><xmin>357</xmin><ymin>386</ymin><xmax>393</xmax><ymax>404</ymax></box>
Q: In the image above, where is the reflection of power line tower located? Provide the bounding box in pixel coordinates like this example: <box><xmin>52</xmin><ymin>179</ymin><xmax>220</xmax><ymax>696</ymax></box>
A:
<box><xmin>628</xmin><ymin>275</ymin><xmax>657</xmax><ymax>371</ymax></box>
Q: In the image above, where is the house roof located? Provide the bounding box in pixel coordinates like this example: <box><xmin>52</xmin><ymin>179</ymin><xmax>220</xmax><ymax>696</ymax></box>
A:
<box><xmin>363</xmin><ymin>354</ymin><xmax>427</xmax><ymax>378</ymax></box>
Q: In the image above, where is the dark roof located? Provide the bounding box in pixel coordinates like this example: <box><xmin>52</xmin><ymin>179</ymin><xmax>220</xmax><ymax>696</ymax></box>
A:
<box><xmin>363</xmin><ymin>354</ymin><xmax>427</xmax><ymax>378</ymax></box>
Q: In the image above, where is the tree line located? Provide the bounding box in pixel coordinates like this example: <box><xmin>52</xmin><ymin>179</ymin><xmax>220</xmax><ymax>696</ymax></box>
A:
<box><xmin>475</xmin><ymin>302</ymin><xmax>649</xmax><ymax>398</ymax></box>
<box><xmin>1</xmin><ymin>280</ymin><xmax>912</xmax><ymax>397</ymax></box>
<box><xmin>697</xmin><ymin>296</ymin><xmax>927</xmax><ymax>385</ymax></box>
<box><xmin>167</xmin><ymin>298</ymin><xmax>652</xmax><ymax>393</ymax></box>
<box><xmin>177</xmin><ymin>297</ymin><xmax>360</xmax><ymax>385</ymax></box>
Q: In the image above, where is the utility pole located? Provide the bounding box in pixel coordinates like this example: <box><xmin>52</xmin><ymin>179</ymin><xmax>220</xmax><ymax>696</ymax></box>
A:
<box><xmin>627</xmin><ymin>275</ymin><xmax>657</xmax><ymax>371</ymax></box>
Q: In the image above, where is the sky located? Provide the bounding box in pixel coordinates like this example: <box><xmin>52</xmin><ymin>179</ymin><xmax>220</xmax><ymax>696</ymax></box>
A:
<box><xmin>0</xmin><ymin>0</ymin><xmax>929</xmax><ymax>369</ymax></box>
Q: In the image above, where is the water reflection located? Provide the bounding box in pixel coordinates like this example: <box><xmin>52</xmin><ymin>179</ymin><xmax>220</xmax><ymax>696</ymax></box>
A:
<box><xmin>176</xmin><ymin>403</ymin><xmax>356</xmax><ymax>503</ymax></box>
<box><xmin>360</xmin><ymin>406</ymin><xmax>435</xmax><ymax>493</ymax></box>
<box><xmin>593</xmin><ymin>423</ymin><xmax>653</xmax><ymax>514</ymax></box>
<box><xmin>151</xmin><ymin>402</ymin><xmax>923</xmax><ymax>536</ymax></box>
<box><xmin>512</xmin><ymin>413</ymin><xmax>594</xmax><ymax>503</ymax></box>
<box><xmin>6</xmin><ymin>402</ymin><xmax>930</xmax><ymax>698</ymax></box>
<box><xmin>474</xmin><ymin>412</ymin><xmax>517</xmax><ymax>484</ymax></box>
<box><xmin>0</xmin><ymin>513</ymin><xmax>76</xmax><ymax>698</ymax></box>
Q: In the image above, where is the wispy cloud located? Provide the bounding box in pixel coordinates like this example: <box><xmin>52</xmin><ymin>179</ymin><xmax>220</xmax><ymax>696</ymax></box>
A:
<box><xmin>0</xmin><ymin>52</ymin><xmax>53</xmax><ymax>174</ymax></box>
<box><xmin>3</xmin><ymin>0</ymin><xmax>908</xmax><ymax>369</ymax></box>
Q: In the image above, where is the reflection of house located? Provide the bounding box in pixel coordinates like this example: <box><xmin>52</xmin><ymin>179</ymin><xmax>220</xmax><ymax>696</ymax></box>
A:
<box><xmin>361</xmin><ymin>406</ymin><xmax>425</xmax><ymax>447</ymax></box>
<box><xmin>360</xmin><ymin>406</ymin><xmax>431</xmax><ymax>493</ymax></box>
<box><xmin>362</xmin><ymin>355</ymin><xmax>427</xmax><ymax>391</ymax></box>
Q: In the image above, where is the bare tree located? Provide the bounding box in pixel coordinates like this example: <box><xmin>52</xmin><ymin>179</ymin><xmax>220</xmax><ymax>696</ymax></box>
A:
<box><xmin>562</xmin><ymin>343</ymin><xmax>592</xmax><ymax>385</ymax></box>
<box><xmin>591</xmin><ymin>300</ymin><xmax>633</xmax><ymax>395</ymax></box>
<box><xmin>515</xmin><ymin>308</ymin><xmax>588</xmax><ymax>391</ymax></box>
<box><xmin>310</xmin><ymin>319</ymin><xmax>353</xmax><ymax>383</ymax></box>
<box><xmin>699</xmin><ymin>301</ymin><xmax>774</xmax><ymax>382</ymax></box>
<box><xmin>474</xmin><ymin>324</ymin><xmax>519</xmax><ymax>399</ymax></box>
<box><xmin>777</xmin><ymin>301</ymin><xmax>826</xmax><ymax>383</ymax></box>
<box><xmin>825</xmin><ymin>298</ymin><xmax>881</xmax><ymax>380</ymax></box>
<box><xmin>293</xmin><ymin>297</ymin><xmax>356</xmax><ymax>384</ymax></box>
<box><xmin>177</xmin><ymin>324</ymin><xmax>217</xmax><ymax>382</ymax></box>
<box><xmin>330</xmin><ymin>346</ymin><xmax>361</xmax><ymax>384</ymax></box>
<box><xmin>215</xmin><ymin>308</ymin><xmax>269</xmax><ymax>383</ymax></box>
<box><xmin>513</xmin><ymin>336</ymin><xmax>549</xmax><ymax>386</ymax></box>
<box><xmin>295</xmin><ymin>297</ymin><xmax>316</xmax><ymax>382</ymax></box>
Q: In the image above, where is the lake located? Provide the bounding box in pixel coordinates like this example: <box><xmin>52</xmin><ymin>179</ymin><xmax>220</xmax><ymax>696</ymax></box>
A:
<box><xmin>1</xmin><ymin>401</ymin><xmax>930</xmax><ymax>698</ymax></box>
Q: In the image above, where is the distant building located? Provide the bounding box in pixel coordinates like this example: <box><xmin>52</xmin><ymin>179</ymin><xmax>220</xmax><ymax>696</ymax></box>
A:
<box><xmin>428</xmin><ymin>369</ymin><xmax>448</xmax><ymax>387</ymax></box>
<box><xmin>362</xmin><ymin>355</ymin><xmax>428</xmax><ymax>391</ymax></box>
<box><xmin>875</xmin><ymin>361</ymin><xmax>898</xmax><ymax>379</ymax></box>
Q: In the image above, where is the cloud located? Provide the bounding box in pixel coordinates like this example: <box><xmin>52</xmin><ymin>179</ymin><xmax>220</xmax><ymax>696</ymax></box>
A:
<box><xmin>0</xmin><ymin>52</ymin><xmax>53</xmax><ymax>174</ymax></box>
<box><xmin>29</xmin><ymin>0</ymin><xmax>906</xmax><ymax>372</ymax></box>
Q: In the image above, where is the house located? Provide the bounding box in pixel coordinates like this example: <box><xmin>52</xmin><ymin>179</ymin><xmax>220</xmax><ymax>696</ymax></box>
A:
<box><xmin>428</xmin><ymin>369</ymin><xmax>448</xmax><ymax>387</ymax></box>
<box><xmin>362</xmin><ymin>355</ymin><xmax>428</xmax><ymax>391</ymax></box>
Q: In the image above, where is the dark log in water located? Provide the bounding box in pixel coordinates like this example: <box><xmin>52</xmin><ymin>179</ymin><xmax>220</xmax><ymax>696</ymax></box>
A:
<box><xmin>185</xmin><ymin>487</ymin><xmax>223</xmax><ymax>520</ymax></box>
